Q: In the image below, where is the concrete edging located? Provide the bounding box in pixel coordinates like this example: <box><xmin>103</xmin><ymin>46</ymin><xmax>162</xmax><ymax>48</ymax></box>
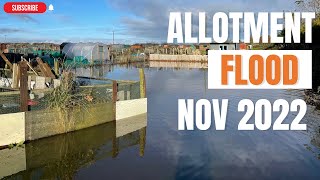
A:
<box><xmin>116</xmin><ymin>98</ymin><xmax>147</xmax><ymax>120</ymax></box>
<box><xmin>0</xmin><ymin>98</ymin><xmax>147</xmax><ymax>148</ymax></box>
<box><xmin>0</xmin><ymin>112</ymin><xmax>25</xmax><ymax>147</ymax></box>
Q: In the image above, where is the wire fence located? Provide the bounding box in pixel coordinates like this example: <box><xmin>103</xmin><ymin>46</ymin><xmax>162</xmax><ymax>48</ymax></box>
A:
<box><xmin>118</xmin><ymin>81</ymin><xmax>141</xmax><ymax>100</ymax></box>
<box><xmin>0</xmin><ymin>61</ymin><xmax>145</xmax><ymax>115</ymax></box>
<box><xmin>0</xmin><ymin>78</ymin><xmax>142</xmax><ymax>115</ymax></box>
<box><xmin>0</xmin><ymin>91</ymin><xmax>20</xmax><ymax>114</ymax></box>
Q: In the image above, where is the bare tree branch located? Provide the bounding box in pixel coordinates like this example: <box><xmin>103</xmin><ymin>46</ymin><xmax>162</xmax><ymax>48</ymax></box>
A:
<box><xmin>296</xmin><ymin>0</ymin><xmax>320</xmax><ymax>14</ymax></box>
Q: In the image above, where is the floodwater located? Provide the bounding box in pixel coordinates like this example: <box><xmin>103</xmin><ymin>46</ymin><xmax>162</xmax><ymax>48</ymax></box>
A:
<box><xmin>1</xmin><ymin>62</ymin><xmax>320</xmax><ymax>180</ymax></box>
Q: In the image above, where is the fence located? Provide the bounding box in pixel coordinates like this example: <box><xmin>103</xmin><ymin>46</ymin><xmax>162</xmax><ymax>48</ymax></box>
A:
<box><xmin>0</xmin><ymin>59</ymin><xmax>147</xmax><ymax>149</ymax></box>
<box><xmin>0</xmin><ymin>91</ymin><xmax>20</xmax><ymax>114</ymax></box>
<box><xmin>0</xmin><ymin>81</ymin><xmax>142</xmax><ymax>115</ymax></box>
<box><xmin>0</xmin><ymin>69</ymin><xmax>145</xmax><ymax>115</ymax></box>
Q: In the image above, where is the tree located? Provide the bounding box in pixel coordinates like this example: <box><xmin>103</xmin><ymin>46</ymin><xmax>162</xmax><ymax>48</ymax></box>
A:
<box><xmin>296</xmin><ymin>0</ymin><xmax>320</xmax><ymax>14</ymax></box>
<box><xmin>295</xmin><ymin>0</ymin><xmax>320</xmax><ymax>26</ymax></box>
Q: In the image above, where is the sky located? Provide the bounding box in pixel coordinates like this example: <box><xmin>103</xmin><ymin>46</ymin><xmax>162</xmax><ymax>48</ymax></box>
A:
<box><xmin>0</xmin><ymin>0</ymin><xmax>297</xmax><ymax>44</ymax></box>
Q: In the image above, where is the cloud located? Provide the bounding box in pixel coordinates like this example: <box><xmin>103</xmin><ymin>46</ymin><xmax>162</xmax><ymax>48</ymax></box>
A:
<box><xmin>96</xmin><ymin>26</ymin><xmax>127</xmax><ymax>34</ymax></box>
<box><xmin>0</xmin><ymin>28</ymin><xmax>29</xmax><ymax>34</ymax></box>
<box><xmin>10</xmin><ymin>14</ymin><xmax>39</xmax><ymax>23</ymax></box>
<box><xmin>107</xmin><ymin>0</ymin><xmax>296</xmax><ymax>42</ymax></box>
<box><xmin>49</xmin><ymin>14</ymin><xmax>73</xmax><ymax>23</ymax></box>
<box><xmin>3</xmin><ymin>36</ymin><xmax>134</xmax><ymax>44</ymax></box>
<box><xmin>35</xmin><ymin>26</ymin><xmax>106</xmax><ymax>32</ymax></box>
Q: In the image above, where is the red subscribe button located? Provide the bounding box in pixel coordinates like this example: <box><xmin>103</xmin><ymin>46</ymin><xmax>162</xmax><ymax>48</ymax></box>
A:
<box><xmin>4</xmin><ymin>2</ymin><xmax>46</xmax><ymax>13</ymax></box>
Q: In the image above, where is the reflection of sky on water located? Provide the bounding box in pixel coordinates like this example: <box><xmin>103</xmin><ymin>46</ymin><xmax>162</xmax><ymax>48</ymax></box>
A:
<box><xmin>144</xmin><ymin>67</ymin><xmax>320</xmax><ymax>179</ymax></box>
<box><xmin>3</xmin><ymin>64</ymin><xmax>320</xmax><ymax>179</ymax></box>
<box><xmin>70</xmin><ymin>64</ymin><xmax>314</xmax><ymax>179</ymax></box>
<box><xmin>71</xmin><ymin>64</ymin><xmax>320</xmax><ymax>179</ymax></box>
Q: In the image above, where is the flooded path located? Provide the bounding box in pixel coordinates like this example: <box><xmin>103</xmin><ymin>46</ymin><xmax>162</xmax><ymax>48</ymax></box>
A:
<box><xmin>1</xmin><ymin>63</ymin><xmax>320</xmax><ymax>180</ymax></box>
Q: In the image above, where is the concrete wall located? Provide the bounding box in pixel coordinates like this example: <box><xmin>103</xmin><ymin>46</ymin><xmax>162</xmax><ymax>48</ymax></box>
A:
<box><xmin>0</xmin><ymin>112</ymin><xmax>25</xmax><ymax>147</ymax></box>
<box><xmin>0</xmin><ymin>123</ymin><xmax>116</xmax><ymax>179</ymax></box>
<box><xmin>0</xmin><ymin>145</ymin><xmax>26</xmax><ymax>179</ymax></box>
<box><xmin>116</xmin><ymin>113</ymin><xmax>147</xmax><ymax>138</ymax></box>
<box><xmin>149</xmin><ymin>54</ymin><xmax>207</xmax><ymax>61</ymax></box>
<box><xmin>0</xmin><ymin>97</ymin><xmax>147</xmax><ymax>148</ymax></box>
<box><xmin>25</xmin><ymin>102</ymin><xmax>114</xmax><ymax>141</ymax></box>
<box><xmin>0</xmin><ymin>111</ymin><xmax>148</xmax><ymax>178</ymax></box>
<box><xmin>25</xmin><ymin>122</ymin><xmax>116</xmax><ymax>171</ymax></box>
<box><xmin>116</xmin><ymin>98</ymin><xmax>147</xmax><ymax>120</ymax></box>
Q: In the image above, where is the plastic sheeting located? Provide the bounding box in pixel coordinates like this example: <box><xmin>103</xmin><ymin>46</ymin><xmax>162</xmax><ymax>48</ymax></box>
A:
<box><xmin>62</xmin><ymin>43</ymin><xmax>109</xmax><ymax>63</ymax></box>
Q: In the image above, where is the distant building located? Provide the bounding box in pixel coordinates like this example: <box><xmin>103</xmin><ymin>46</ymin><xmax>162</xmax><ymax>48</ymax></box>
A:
<box><xmin>209</xmin><ymin>42</ymin><xmax>238</xmax><ymax>50</ymax></box>
<box><xmin>131</xmin><ymin>44</ymin><xmax>143</xmax><ymax>50</ymax></box>
<box><xmin>163</xmin><ymin>44</ymin><xmax>169</xmax><ymax>48</ymax></box>
<box><xmin>3</xmin><ymin>43</ymin><xmax>60</xmax><ymax>55</ymax></box>
<box><xmin>239</xmin><ymin>43</ymin><xmax>247</xmax><ymax>50</ymax></box>
<box><xmin>110</xmin><ymin>44</ymin><xmax>126</xmax><ymax>52</ymax></box>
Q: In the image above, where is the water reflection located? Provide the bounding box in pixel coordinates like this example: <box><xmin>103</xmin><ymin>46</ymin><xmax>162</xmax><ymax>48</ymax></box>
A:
<box><xmin>0</xmin><ymin>113</ymin><xmax>147</xmax><ymax>179</ymax></box>
<box><xmin>149</xmin><ymin>61</ymin><xmax>208</xmax><ymax>69</ymax></box>
<box><xmin>2</xmin><ymin>63</ymin><xmax>320</xmax><ymax>179</ymax></box>
<box><xmin>71</xmin><ymin>65</ymin><xmax>111</xmax><ymax>78</ymax></box>
<box><xmin>144</xmin><ymin>67</ymin><xmax>320</xmax><ymax>179</ymax></box>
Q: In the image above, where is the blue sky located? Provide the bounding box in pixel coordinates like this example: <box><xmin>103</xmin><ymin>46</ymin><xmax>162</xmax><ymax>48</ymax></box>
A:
<box><xmin>0</xmin><ymin>0</ymin><xmax>296</xmax><ymax>44</ymax></box>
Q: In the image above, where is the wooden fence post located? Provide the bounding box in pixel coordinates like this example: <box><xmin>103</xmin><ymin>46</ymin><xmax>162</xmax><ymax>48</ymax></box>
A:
<box><xmin>54</xmin><ymin>59</ymin><xmax>59</xmax><ymax>76</ymax></box>
<box><xmin>19</xmin><ymin>61</ymin><xmax>28</xmax><ymax>112</ymax></box>
<box><xmin>112</xmin><ymin>80</ymin><xmax>118</xmax><ymax>120</ymax></box>
<box><xmin>112</xmin><ymin>136</ymin><xmax>119</xmax><ymax>158</ymax></box>
<box><xmin>112</xmin><ymin>121</ymin><xmax>119</xmax><ymax>158</ymax></box>
<box><xmin>12</xmin><ymin>63</ymin><xmax>19</xmax><ymax>89</ymax></box>
<box><xmin>139</xmin><ymin>127</ymin><xmax>146</xmax><ymax>157</ymax></box>
<box><xmin>139</xmin><ymin>68</ymin><xmax>146</xmax><ymax>98</ymax></box>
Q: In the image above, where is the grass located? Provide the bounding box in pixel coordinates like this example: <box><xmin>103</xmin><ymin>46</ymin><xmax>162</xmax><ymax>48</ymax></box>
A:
<box><xmin>8</xmin><ymin>141</ymin><xmax>24</xmax><ymax>149</ymax></box>
<box><xmin>46</xmin><ymin>71</ymin><xmax>91</xmax><ymax>110</ymax></box>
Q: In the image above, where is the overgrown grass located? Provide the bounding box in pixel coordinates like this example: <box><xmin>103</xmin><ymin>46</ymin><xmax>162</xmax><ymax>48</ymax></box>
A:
<box><xmin>46</xmin><ymin>71</ymin><xmax>91</xmax><ymax>110</ymax></box>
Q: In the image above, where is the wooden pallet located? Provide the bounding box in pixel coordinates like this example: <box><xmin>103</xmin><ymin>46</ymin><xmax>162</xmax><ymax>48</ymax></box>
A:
<box><xmin>35</xmin><ymin>57</ymin><xmax>56</xmax><ymax>79</ymax></box>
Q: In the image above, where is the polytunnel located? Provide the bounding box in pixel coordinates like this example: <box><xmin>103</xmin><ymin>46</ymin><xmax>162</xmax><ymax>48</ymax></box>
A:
<box><xmin>62</xmin><ymin>43</ymin><xmax>110</xmax><ymax>63</ymax></box>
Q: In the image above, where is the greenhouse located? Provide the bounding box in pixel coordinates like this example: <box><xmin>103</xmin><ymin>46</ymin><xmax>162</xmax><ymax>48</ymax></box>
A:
<box><xmin>62</xmin><ymin>43</ymin><xmax>110</xmax><ymax>64</ymax></box>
